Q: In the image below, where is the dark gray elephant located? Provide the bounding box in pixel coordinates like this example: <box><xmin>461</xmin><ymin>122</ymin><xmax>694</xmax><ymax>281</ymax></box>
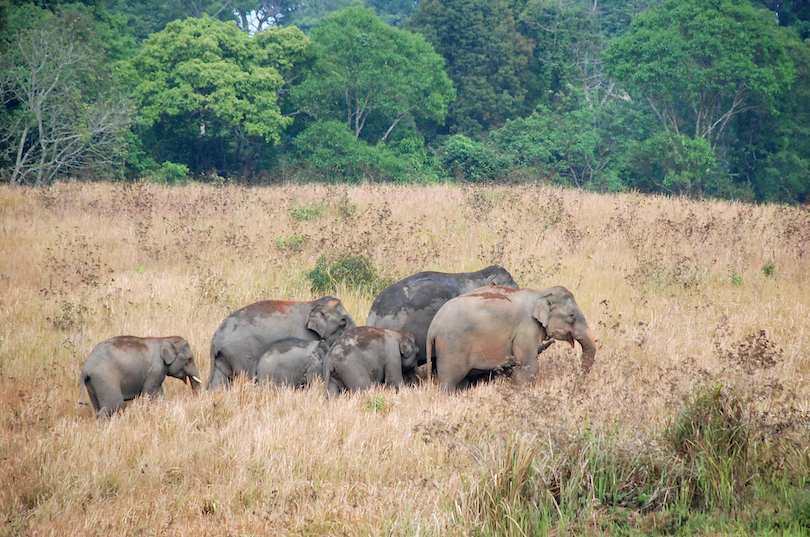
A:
<box><xmin>207</xmin><ymin>296</ymin><xmax>356</xmax><ymax>390</ymax></box>
<box><xmin>427</xmin><ymin>286</ymin><xmax>596</xmax><ymax>391</ymax></box>
<box><xmin>324</xmin><ymin>327</ymin><xmax>418</xmax><ymax>398</ymax></box>
<box><xmin>365</xmin><ymin>266</ymin><xmax>518</xmax><ymax>377</ymax></box>
<box><xmin>256</xmin><ymin>338</ymin><xmax>329</xmax><ymax>388</ymax></box>
<box><xmin>80</xmin><ymin>336</ymin><xmax>201</xmax><ymax>418</ymax></box>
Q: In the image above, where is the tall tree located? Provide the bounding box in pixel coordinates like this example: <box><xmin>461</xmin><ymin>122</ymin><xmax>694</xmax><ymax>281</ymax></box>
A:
<box><xmin>406</xmin><ymin>0</ymin><xmax>534</xmax><ymax>138</ymax></box>
<box><xmin>603</xmin><ymin>0</ymin><xmax>794</xmax><ymax>151</ymax></box>
<box><xmin>294</xmin><ymin>7</ymin><xmax>455</xmax><ymax>144</ymax></box>
<box><xmin>123</xmin><ymin>16</ymin><xmax>313</xmax><ymax>176</ymax></box>
<box><xmin>0</xmin><ymin>11</ymin><xmax>130</xmax><ymax>185</ymax></box>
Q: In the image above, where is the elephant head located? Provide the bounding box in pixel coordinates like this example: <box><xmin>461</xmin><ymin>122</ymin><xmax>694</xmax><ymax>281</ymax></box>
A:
<box><xmin>306</xmin><ymin>297</ymin><xmax>357</xmax><ymax>344</ymax></box>
<box><xmin>399</xmin><ymin>332</ymin><xmax>418</xmax><ymax>369</ymax></box>
<box><xmin>482</xmin><ymin>265</ymin><xmax>519</xmax><ymax>289</ymax></box>
<box><xmin>161</xmin><ymin>338</ymin><xmax>202</xmax><ymax>391</ymax></box>
<box><xmin>305</xmin><ymin>340</ymin><xmax>330</xmax><ymax>385</ymax></box>
<box><xmin>532</xmin><ymin>287</ymin><xmax>596</xmax><ymax>374</ymax></box>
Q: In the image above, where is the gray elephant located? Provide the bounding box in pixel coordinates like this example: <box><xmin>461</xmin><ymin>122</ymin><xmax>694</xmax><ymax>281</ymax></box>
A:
<box><xmin>207</xmin><ymin>296</ymin><xmax>356</xmax><ymax>390</ymax></box>
<box><xmin>324</xmin><ymin>327</ymin><xmax>418</xmax><ymax>398</ymax></box>
<box><xmin>256</xmin><ymin>338</ymin><xmax>329</xmax><ymax>388</ymax></box>
<box><xmin>365</xmin><ymin>266</ymin><xmax>518</xmax><ymax>377</ymax></box>
<box><xmin>426</xmin><ymin>286</ymin><xmax>596</xmax><ymax>391</ymax></box>
<box><xmin>80</xmin><ymin>336</ymin><xmax>201</xmax><ymax>418</ymax></box>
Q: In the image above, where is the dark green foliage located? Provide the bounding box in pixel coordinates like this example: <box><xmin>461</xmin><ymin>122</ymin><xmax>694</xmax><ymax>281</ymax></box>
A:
<box><xmin>123</xmin><ymin>16</ymin><xmax>313</xmax><ymax>177</ymax></box>
<box><xmin>292</xmin><ymin>120</ymin><xmax>405</xmax><ymax>182</ymax></box>
<box><xmin>623</xmin><ymin>132</ymin><xmax>721</xmax><ymax>199</ymax></box>
<box><xmin>5</xmin><ymin>0</ymin><xmax>809</xmax><ymax>201</ymax></box>
<box><xmin>306</xmin><ymin>253</ymin><xmax>393</xmax><ymax>295</ymax></box>
<box><xmin>439</xmin><ymin>135</ymin><xmax>511</xmax><ymax>182</ymax></box>
<box><xmin>491</xmin><ymin>104</ymin><xmax>623</xmax><ymax>190</ymax></box>
<box><xmin>406</xmin><ymin>0</ymin><xmax>534</xmax><ymax>138</ymax></box>
<box><xmin>0</xmin><ymin>7</ymin><xmax>130</xmax><ymax>184</ymax></box>
<box><xmin>294</xmin><ymin>7</ymin><xmax>454</xmax><ymax>146</ymax></box>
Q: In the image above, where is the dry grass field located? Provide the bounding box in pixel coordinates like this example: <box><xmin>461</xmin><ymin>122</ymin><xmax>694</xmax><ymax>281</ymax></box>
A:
<box><xmin>1</xmin><ymin>182</ymin><xmax>809</xmax><ymax>536</ymax></box>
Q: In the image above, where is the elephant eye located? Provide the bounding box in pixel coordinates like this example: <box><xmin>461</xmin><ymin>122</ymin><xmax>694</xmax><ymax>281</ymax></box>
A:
<box><xmin>340</xmin><ymin>318</ymin><xmax>347</xmax><ymax>326</ymax></box>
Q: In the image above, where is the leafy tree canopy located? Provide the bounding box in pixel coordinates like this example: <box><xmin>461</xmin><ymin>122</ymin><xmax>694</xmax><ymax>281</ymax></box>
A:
<box><xmin>294</xmin><ymin>7</ymin><xmax>455</xmax><ymax>144</ymax></box>
<box><xmin>406</xmin><ymin>0</ymin><xmax>534</xmax><ymax>138</ymax></box>
<box><xmin>123</xmin><ymin>16</ymin><xmax>313</xmax><ymax>174</ymax></box>
<box><xmin>603</xmin><ymin>0</ymin><xmax>795</xmax><ymax>149</ymax></box>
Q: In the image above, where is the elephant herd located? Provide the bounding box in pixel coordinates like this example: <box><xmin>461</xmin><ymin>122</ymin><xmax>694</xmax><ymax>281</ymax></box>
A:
<box><xmin>80</xmin><ymin>266</ymin><xmax>597</xmax><ymax>418</ymax></box>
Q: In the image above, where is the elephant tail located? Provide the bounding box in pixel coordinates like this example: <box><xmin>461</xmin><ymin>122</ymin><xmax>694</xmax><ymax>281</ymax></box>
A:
<box><xmin>426</xmin><ymin>334</ymin><xmax>434</xmax><ymax>382</ymax></box>
<box><xmin>206</xmin><ymin>343</ymin><xmax>232</xmax><ymax>390</ymax></box>
<box><xmin>79</xmin><ymin>372</ymin><xmax>90</xmax><ymax>407</ymax></box>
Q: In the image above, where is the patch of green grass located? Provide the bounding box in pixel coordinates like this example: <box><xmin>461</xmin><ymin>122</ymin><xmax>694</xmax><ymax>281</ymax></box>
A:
<box><xmin>275</xmin><ymin>235</ymin><xmax>308</xmax><ymax>251</ymax></box>
<box><xmin>289</xmin><ymin>196</ymin><xmax>327</xmax><ymax>221</ymax></box>
<box><xmin>667</xmin><ymin>383</ymin><xmax>749</xmax><ymax>511</ymax></box>
<box><xmin>306</xmin><ymin>253</ymin><xmax>393</xmax><ymax>296</ymax></box>
<box><xmin>363</xmin><ymin>395</ymin><xmax>390</xmax><ymax>413</ymax></box>
<box><xmin>763</xmin><ymin>262</ymin><xmax>775</xmax><ymax>277</ymax></box>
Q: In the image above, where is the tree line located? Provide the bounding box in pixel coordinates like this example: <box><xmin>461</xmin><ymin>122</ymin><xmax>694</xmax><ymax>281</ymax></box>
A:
<box><xmin>1</xmin><ymin>0</ymin><xmax>808</xmax><ymax>202</ymax></box>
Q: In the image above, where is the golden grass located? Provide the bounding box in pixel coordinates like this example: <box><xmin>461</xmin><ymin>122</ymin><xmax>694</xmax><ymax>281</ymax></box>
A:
<box><xmin>1</xmin><ymin>182</ymin><xmax>809</xmax><ymax>535</ymax></box>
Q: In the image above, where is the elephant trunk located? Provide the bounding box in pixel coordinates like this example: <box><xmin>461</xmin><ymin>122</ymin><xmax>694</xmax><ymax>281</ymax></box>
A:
<box><xmin>576</xmin><ymin>327</ymin><xmax>597</xmax><ymax>374</ymax></box>
<box><xmin>187</xmin><ymin>367</ymin><xmax>202</xmax><ymax>392</ymax></box>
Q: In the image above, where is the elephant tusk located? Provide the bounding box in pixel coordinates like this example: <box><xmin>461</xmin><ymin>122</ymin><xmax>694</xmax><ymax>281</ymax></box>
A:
<box><xmin>192</xmin><ymin>376</ymin><xmax>201</xmax><ymax>383</ymax></box>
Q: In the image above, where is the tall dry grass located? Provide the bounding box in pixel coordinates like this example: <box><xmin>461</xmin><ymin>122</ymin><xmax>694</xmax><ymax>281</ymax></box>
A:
<box><xmin>1</xmin><ymin>182</ymin><xmax>809</xmax><ymax>535</ymax></box>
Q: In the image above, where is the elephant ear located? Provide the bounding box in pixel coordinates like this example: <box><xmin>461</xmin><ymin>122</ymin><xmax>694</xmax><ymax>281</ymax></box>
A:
<box><xmin>306</xmin><ymin>306</ymin><xmax>328</xmax><ymax>339</ymax></box>
<box><xmin>160</xmin><ymin>341</ymin><xmax>178</xmax><ymax>366</ymax></box>
<box><xmin>399</xmin><ymin>333</ymin><xmax>416</xmax><ymax>359</ymax></box>
<box><xmin>532</xmin><ymin>295</ymin><xmax>552</xmax><ymax>328</ymax></box>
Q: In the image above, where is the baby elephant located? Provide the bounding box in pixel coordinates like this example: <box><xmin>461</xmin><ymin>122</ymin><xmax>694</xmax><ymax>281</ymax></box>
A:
<box><xmin>80</xmin><ymin>336</ymin><xmax>202</xmax><ymax>418</ymax></box>
<box><xmin>256</xmin><ymin>338</ymin><xmax>329</xmax><ymax>388</ymax></box>
<box><xmin>324</xmin><ymin>327</ymin><xmax>417</xmax><ymax>398</ymax></box>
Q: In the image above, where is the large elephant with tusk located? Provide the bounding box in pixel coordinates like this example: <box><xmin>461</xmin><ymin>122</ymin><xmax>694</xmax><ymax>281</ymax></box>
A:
<box><xmin>426</xmin><ymin>286</ymin><xmax>596</xmax><ymax>391</ymax></box>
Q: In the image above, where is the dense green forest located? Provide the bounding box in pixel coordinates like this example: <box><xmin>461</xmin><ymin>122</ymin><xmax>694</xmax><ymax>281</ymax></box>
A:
<box><xmin>1</xmin><ymin>0</ymin><xmax>808</xmax><ymax>202</ymax></box>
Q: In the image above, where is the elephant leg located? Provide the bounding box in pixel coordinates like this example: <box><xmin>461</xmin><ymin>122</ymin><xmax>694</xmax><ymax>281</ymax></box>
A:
<box><xmin>84</xmin><ymin>381</ymin><xmax>102</xmax><ymax>415</ymax></box>
<box><xmin>98</xmin><ymin>391</ymin><xmax>125</xmax><ymax>418</ymax></box>
<box><xmin>339</xmin><ymin>361</ymin><xmax>375</xmax><ymax>391</ymax></box>
<box><xmin>326</xmin><ymin>377</ymin><xmax>342</xmax><ymax>398</ymax></box>
<box><xmin>437</xmin><ymin>360</ymin><xmax>467</xmax><ymax>391</ymax></box>
<box><xmin>511</xmin><ymin>339</ymin><xmax>540</xmax><ymax>386</ymax></box>
<box><xmin>206</xmin><ymin>361</ymin><xmax>230</xmax><ymax>390</ymax></box>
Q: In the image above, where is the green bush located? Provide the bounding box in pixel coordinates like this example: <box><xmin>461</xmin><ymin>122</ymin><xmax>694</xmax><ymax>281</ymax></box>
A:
<box><xmin>143</xmin><ymin>161</ymin><xmax>190</xmax><ymax>184</ymax></box>
<box><xmin>292</xmin><ymin>120</ymin><xmax>406</xmax><ymax>182</ymax></box>
<box><xmin>439</xmin><ymin>134</ymin><xmax>511</xmax><ymax>182</ymax></box>
<box><xmin>306</xmin><ymin>253</ymin><xmax>393</xmax><ymax>296</ymax></box>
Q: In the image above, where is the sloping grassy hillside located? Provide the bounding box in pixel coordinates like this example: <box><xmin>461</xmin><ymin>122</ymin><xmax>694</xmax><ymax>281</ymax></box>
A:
<box><xmin>1</xmin><ymin>182</ymin><xmax>808</xmax><ymax>536</ymax></box>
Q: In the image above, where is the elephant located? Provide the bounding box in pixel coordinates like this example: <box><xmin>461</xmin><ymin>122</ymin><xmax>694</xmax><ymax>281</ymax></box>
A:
<box><xmin>426</xmin><ymin>286</ymin><xmax>596</xmax><ymax>391</ymax></box>
<box><xmin>324</xmin><ymin>327</ymin><xmax>418</xmax><ymax>398</ymax></box>
<box><xmin>80</xmin><ymin>336</ymin><xmax>201</xmax><ymax>418</ymax></box>
<box><xmin>207</xmin><ymin>296</ymin><xmax>356</xmax><ymax>390</ymax></box>
<box><xmin>365</xmin><ymin>266</ymin><xmax>518</xmax><ymax>378</ymax></box>
<box><xmin>256</xmin><ymin>338</ymin><xmax>329</xmax><ymax>388</ymax></box>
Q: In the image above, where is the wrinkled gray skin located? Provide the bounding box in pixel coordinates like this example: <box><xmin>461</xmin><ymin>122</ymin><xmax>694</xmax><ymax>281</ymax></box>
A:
<box><xmin>80</xmin><ymin>336</ymin><xmax>201</xmax><ymax>418</ymax></box>
<box><xmin>324</xmin><ymin>327</ymin><xmax>418</xmax><ymax>398</ymax></box>
<box><xmin>427</xmin><ymin>286</ymin><xmax>597</xmax><ymax>391</ymax></box>
<box><xmin>256</xmin><ymin>338</ymin><xmax>329</xmax><ymax>388</ymax></box>
<box><xmin>207</xmin><ymin>296</ymin><xmax>356</xmax><ymax>390</ymax></box>
<box><xmin>366</xmin><ymin>266</ymin><xmax>518</xmax><ymax>378</ymax></box>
